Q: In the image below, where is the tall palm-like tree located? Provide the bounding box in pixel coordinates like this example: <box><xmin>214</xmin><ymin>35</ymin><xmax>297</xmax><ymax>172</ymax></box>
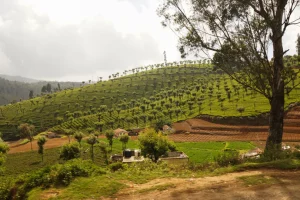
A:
<box><xmin>37</xmin><ymin>136</ymin><xmax>47</xmax><ymax>162</ymax></box>
<box><xmin>87</xmin><ymin>134</ymin><xmax>98</xmax><ymax>162</ymax></box>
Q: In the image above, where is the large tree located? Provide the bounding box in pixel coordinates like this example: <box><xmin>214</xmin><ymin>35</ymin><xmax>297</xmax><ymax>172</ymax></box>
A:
<box><xmin>297</xmin><ymin>34</ymin><xmax>300</xmax><ymax>55</ymax></box>
<box><xmin>158</xmin><ymin>0</ymin><xmax>300</xmax><ymax>153</ymax></box>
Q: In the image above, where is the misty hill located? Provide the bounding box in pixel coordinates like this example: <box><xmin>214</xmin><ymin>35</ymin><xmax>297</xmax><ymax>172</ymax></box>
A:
<box><xmin>0</xmin><ymin>77</ymin><xmax>82</xmax><ymax>106</ymax></box>
<box><xmin>0</xmin><ymin>74</ymin><xmax>41</xmax><ymax>83</ymax></box>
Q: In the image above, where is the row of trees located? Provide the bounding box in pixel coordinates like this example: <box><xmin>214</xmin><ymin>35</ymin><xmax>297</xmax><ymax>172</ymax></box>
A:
<box><xmin>59</xmin><ymin>128</ymin><xmax>174</xmax><ymax>163</ymax></box>
<box><xmin>17</xmin><ymin>122</ymin><xmax>174</xmax><ymax>164</ymax></box>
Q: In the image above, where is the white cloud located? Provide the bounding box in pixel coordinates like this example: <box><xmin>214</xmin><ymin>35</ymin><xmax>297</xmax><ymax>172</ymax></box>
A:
<box><xmin>0</xmin><ymin>0</ymin><xmax>299</xmax><ymax>82</ymax></box>
<box><xmin>0</xmin><ymin>0</ymin><xmax>170</xmax><ymax>81</ymax></box>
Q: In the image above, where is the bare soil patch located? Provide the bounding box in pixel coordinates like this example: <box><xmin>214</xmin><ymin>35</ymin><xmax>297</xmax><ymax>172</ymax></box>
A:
<box><xmin>7</xmin><ymin>137</ymin><xmax>71</xmax><ymax>154</ymax></box>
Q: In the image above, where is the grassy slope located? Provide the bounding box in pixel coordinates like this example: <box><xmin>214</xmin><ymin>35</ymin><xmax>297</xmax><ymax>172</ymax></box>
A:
<box><xmin>0</xmin><ymin>59</ymin><xmax>300</xmax><ymax>140</ymax></box>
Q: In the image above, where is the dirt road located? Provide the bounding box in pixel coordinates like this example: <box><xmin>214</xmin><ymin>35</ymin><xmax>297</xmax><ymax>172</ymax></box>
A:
<box><xmin>113</xmin><ymin>170</ymin><xmax>300</xmax><ymax>200</ymax></box>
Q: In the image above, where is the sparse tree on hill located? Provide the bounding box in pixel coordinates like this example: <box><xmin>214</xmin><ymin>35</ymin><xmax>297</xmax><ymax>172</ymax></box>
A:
<box><xmin>87</xmin><ymin>134</ymin><xmax>98</xmax><ymax>162</ymax></box>
<box><xmin>64</xmin><ymin>129</ymin><xmax>74</xmax><ymax>143</ymax></box>
<box><xmin>46</xmin><ymin>83</ymin><xmax>52</xmax><ymax>93</ymax></box>
<box><xmin>158</xmin><ymin>0</ymin><xmax>300</xmax><ymax>153</ymax></box>
<box><xmin>74</xmin><ymin>131</ymin><xmax>84</xmax><ymax>147</ymax></box>
<box><xmin>95</xmin><ymin>122</ymin><xmax>105</xmax><ymax>132</ymax></box>
<box><xmin>96</xmin><ymin>113</ymin><xmax>102</xmax><ymax>122</ymax></box>
<box><xmin>119</xmin><ymin>134</ymin><xmax>130</xmax><ymax>150</ymax></box>
<box><xmin>29</xmin><ymin>90</ymin><xmax>34</xmax><ymax>99</ymax></box>
<box><xmin>99</xmin><ymin>141</ymin><xmax>109</xmax><ymax>165</ymax></box>
<box><xmin>139</xmin><ymin>114</ymin><xmax>148</xmax><ymax>124</ymax></box>
<box><xmin>105</xmin><ymin>130</ymin><xmax>115</xmax><ymax>151</ymax></box>
<box><xmin>108</xmin><ymin>120</ymin><xmax>114</xmax><ymax>129</ymax></box>
<box><xmin>37</xmin><ymin>136</ymin><xmax>47</xmax><ymax>162</ymax></box>
<box><xmin>133</xmin><ymin>115</ymin><xmax>139</xmax><ymax>127</ymax></box>
<box><xmin>18</xmin><ymin>123</ymin><xmax>35</xmax><ymax>150</ymax></box>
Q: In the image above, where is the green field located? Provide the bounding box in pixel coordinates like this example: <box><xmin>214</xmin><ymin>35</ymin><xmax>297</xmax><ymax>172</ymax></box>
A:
<box><xmin>4</xmin><ymin>140</ymin><xmax>255</xmax><ymax>178</ymax></box>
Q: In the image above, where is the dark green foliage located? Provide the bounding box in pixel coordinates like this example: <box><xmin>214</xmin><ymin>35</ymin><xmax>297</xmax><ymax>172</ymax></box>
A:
<box><xmin>105</xmin><ymin>130</ymin><xmax>114</xmax><ymax>151</ymax></box>
<box><xmin>74</xmin><ymin>131</ymin><xmax>84</xmax><ymax>146</ymax></box>
<box><xmin>87</xmin><ymin>134</ymin><xmax>98</xmax><ymax>161</ymax></box>
<box><xmin>109</xmin><ymin>162</ymin><xmax>126</xmax><ymax>172</ymax></box>
<box><xmin>152</xmin><ymin>118</ymin><xmax>171</xmax><ymax>132</ymax></box>
<box><xmin>60</xmin><ymin>142</ymin><xmax>81</xmax><ymax>160</ymax></box>
<box><xmin>0</xmin><ymin>142</ymin><xmax>9</xmax><ymax>173</ymax></box>
<box><xmin>37</xmin><ymin>136</ymin><xmax>47</xmax><ymax>162</ymax></box>
<box><xmin>98</xmin><ymin>141</ymin><xmax>109</xmax><ymax>165</ymax></box>
<box><xmin>138</xmin><ymin>128</ymin><xmax>176</xmax><ymax>162</ymax></box>
<box><xmin>119</xmin><ymin>134</ymin><xmax>130</xmax><ymax>150</ymax></box>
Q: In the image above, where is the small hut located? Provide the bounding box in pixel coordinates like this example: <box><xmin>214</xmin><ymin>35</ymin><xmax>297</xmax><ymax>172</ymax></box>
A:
<box><xmin>113</xmin><ymin>128</ymin><xmax>128</xmax><ymax>137</ymax></box>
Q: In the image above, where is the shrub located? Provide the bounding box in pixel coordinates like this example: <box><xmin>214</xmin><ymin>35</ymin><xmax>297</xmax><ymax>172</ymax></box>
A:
<box><xmin>262</xmin><ymin>145</ymin><xmax>294</xmax><ymax>161</ymax></box>
<box><xmin>214</xmin><ymin>150</ymin><xmax>241</xmax><ymax>167</ymax></box>
<box><xmin>292</xmin><ymin>150</ymin><xmax>300</xmax><ymax>159</ymax></box>
<box><xmin>0</xmin><ymin>178</ymin><xmax>14</xmax><ymax>200</ymax></box>
<box><xmin>13</xmin><ymin>159</ymin><xmax>106</xmax><ymax>199</ymax></box>
<box><xmin>0</xmin><ymin>142</ymin><xmax>9</xmax><ymax>173</ymax></box>
<box><xmin>60</xmin><ymin>142</ymin><xmax>81</xmax><ymax>160</ymax></box>
<box><xmin>109</xmin><ymin>162</ymin><xmax>127</xmax><ymax>172</ymax></box>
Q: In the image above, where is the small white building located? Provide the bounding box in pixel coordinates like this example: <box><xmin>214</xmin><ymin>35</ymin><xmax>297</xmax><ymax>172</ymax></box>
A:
<box><xmin>122</xmin><ymin>149</ymin><xmax>145</xmax><ymax>163</ymax></box>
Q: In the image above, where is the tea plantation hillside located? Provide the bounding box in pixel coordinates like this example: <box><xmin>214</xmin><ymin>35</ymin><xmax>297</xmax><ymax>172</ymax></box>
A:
<box><xmin>0</xmin><ymin>58</ymin><xmax>300</xmax><ymax>140</ymax></box>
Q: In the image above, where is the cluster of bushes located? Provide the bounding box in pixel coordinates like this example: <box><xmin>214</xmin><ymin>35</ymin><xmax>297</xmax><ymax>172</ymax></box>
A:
<box><xmin>0</xmin><ymin>159</ymin><xmax>106</xmax><ymax>200</ymax></box>
<box><xmin>0</xmin><ymin>132</ymin><xmax>9</xmax><ymax>174</ymax></box>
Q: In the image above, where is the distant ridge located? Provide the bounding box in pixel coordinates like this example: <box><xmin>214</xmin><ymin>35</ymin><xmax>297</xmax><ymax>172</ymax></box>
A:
<box><xmin>0</xmin><ymin>74</ymin><xmax>42</xmax><ymax>83</ymax></box>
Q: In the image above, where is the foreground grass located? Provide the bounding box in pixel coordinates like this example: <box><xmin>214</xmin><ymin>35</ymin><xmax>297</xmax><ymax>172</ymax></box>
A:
<box><xmin>24</xmin><ymin>158</ymin><xmax>300</xmax><ymax>200</ymax></box>
<box><xmin>176</xmin><ymin>141</ymin><xmax>255</xmax><ymax>163</ymax></box>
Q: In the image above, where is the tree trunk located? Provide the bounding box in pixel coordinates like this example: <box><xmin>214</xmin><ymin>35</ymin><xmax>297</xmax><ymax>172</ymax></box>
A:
<box><xmin>265</xmin><ymin>11</ymin><xmax>285</xmax><ymax>152</ymax></box>
<box><xmin>266</xmin><ymin>91</ymin><xmax>284</xmax><ymax>151</ymax></box>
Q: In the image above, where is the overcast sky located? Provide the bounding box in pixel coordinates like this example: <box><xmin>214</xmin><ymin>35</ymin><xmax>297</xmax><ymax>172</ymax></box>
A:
<box><xmin>0</xmin><ymin>0</ymin><xmax>299</xmax><ymax>82</ymax></box>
